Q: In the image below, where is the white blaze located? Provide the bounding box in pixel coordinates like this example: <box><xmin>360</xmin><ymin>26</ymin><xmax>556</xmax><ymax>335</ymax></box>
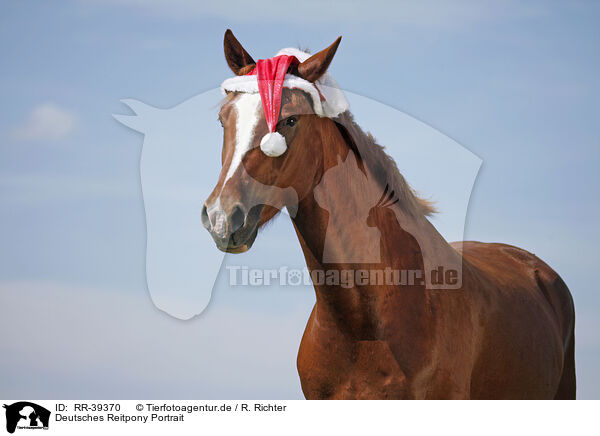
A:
<box><xmin>209</xmin><ymin>94</ymin><xmax>262</xmax><ymax>236</ymax></box>
<box><xmin>223</xmin><ymin>93</ymin><xmax>262</xmax><ymax>184</ymax></box>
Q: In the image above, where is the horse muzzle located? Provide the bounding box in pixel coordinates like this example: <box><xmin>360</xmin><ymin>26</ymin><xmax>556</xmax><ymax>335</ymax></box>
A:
<box><xmin>201</xmin><ymin>200</ymin><xmax>261</xmax><ymax>253</ymax></box>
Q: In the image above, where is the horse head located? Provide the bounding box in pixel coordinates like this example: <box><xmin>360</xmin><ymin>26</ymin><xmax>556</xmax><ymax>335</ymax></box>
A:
<box><xmin>202</xmin><ymin>29</ymin><xmax>346</xmax><ymax>253</ymax></box>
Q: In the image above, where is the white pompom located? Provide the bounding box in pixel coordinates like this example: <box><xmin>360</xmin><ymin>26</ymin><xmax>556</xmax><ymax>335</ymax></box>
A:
<box><xmin>260</xmin><ymin>132</ymin><xmax>287</xmax><ymax>157</ymax></box>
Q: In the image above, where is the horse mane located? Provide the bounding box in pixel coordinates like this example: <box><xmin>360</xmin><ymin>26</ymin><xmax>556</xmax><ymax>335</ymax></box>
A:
<box><xmin>334</xmin><ymin>111</ymin><xmax>436</xmax><ymax>218</ymax></box>
<box><xmin>285</xmin><ymin>47</ymin><xmax>433</xmax><ymax>217</ymax></box>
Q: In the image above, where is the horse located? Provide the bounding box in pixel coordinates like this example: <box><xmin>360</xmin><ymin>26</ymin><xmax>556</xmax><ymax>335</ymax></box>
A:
<box><xmin>202</xmin><ymin>29</ymin><xmax>576</xmax><ymax>399</ymax></box>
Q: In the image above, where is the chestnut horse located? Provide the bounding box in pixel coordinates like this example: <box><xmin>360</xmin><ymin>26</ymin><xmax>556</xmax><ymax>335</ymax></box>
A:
<box><xmin>202</xmin><ymin>30</ymin><xmax>576</xmax><ymax>399</ymax></box>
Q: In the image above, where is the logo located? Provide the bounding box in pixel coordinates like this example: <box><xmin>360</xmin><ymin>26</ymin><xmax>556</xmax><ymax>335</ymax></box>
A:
<box><xmin>3</xmin><ymin>402</ymin><xmax>50</xmax><ymax>433</ymax></box>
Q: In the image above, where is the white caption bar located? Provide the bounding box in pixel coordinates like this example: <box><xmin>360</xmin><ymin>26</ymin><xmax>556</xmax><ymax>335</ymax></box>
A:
<box><xmin>0</xmin><ymin>400</ymin><xmax>596</xmax><ymax>436</ymax></box>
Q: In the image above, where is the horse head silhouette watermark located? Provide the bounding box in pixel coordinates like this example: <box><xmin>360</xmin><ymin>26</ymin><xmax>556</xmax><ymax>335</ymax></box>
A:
<box><xmin>114</xmin><ymin>37</ymin><xmax>481</xmax><ymax>320</ymax></box>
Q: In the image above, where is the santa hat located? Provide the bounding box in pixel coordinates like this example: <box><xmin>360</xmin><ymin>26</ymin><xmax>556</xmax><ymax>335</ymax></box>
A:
<box><xmin>221</xmin><ymin>48</ymin><xmax>350</xmax><ymax>157</ymax></box>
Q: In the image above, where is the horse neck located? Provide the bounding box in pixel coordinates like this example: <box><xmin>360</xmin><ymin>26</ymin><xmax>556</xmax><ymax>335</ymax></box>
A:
<box><xmin>290</xmin><ymin>117</ymin><xmax>463</xmax><ymax>338</ymax></box>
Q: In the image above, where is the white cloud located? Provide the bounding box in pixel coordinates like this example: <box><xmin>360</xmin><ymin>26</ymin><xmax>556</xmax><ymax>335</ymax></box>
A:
<box><xmin>13</xmin><ymin>102</ymin><xmax>77</xmax><ymax>141</ymax></box>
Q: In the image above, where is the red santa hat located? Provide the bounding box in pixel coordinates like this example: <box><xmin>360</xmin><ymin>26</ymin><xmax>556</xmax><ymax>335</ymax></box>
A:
<box><xmin>246</xmin><ymin>54</ymin><xmax>298</xmax><ymax>157</ymax></box>
<box><xmin>221</xmin><ymin>48</ymin><xmax>350</xmax><ymax>157</ymax></box>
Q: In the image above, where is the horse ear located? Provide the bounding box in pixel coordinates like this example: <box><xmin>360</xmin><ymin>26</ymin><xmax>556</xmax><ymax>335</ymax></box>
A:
<box><xmin>298</xmin><ymin>36</ymin><xmax>342</xmax><ymax>83</ymax></box>
<box><xmin>224</xmin><ymin>29</ymin><xmax>255</xmax><ymax>76</ymax></box>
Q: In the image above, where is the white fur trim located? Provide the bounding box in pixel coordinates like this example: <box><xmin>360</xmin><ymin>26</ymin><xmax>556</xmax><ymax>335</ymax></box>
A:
<box><xmin>221</xmin><ymin>48</ymin><xmax>349</xmax><ymax>119</ymax></box>
<box><xmin>275</xmin><ymin>47</ymin><xmax>312</xmax><ymax>63</ymax></box>
<box><xmin>260</xmin><ymin>132</ymin><xmax>287</xmax><ymax>157</ymax></box>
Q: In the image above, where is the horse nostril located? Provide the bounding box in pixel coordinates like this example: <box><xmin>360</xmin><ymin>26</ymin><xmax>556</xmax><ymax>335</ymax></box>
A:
<box><xmin>228</xmin><ymin>204</ymin><xmax>247</xmax><ymax>233</ymax></box>
<box><xmin>201</xmin><ymin>204</ymin><xmax>211</xmax><ymax>230</ymax></box>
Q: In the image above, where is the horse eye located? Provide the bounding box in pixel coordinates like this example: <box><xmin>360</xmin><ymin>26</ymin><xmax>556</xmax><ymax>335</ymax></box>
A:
<box><xmin>286</xmin><ymin>116</ymin><xmax>297</xmax><ymax>127</ymax></box>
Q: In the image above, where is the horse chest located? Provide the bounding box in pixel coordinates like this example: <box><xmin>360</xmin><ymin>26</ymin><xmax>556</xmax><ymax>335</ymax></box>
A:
<box><xmin>298</xmin><ymin>328</ymin><xmax>411</xmax><ymax>399</ymax></box>
<box><xmin>334</xmin><ymin>340</ymin><xmax>411</xmax><ymax>399</ymax></box>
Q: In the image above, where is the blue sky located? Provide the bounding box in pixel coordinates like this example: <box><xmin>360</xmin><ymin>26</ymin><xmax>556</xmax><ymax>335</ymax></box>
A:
<box><xmin>0</xmin><ymin>1</ymin><xmax>599</xmax><ymax>399</ymax></box>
